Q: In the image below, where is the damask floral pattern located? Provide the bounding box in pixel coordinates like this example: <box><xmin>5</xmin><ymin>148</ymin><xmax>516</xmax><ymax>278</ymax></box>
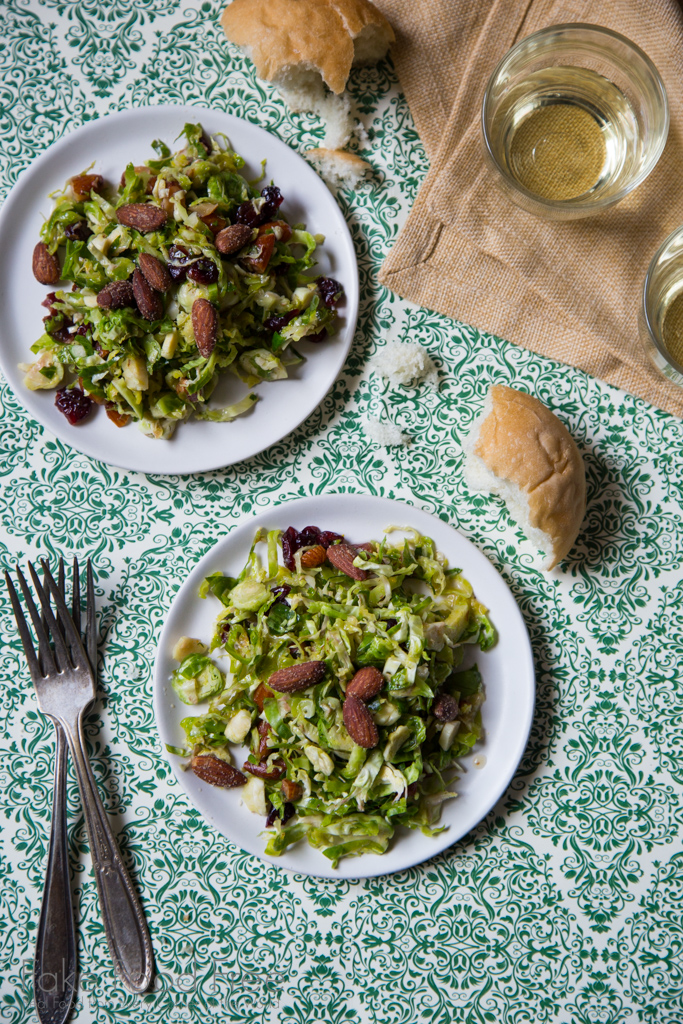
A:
<box><xmin>1</xmin><ymin>0</ymin><xmax>683</xmax><ymax>1021</ymax></box>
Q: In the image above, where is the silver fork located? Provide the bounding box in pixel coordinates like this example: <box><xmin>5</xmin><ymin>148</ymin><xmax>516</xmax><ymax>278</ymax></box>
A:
<box><xmin>5</xmin><ymin>559</ymin><xmax>154</xmax><ymax>998</ymax></box>
<box><xmin>28</xmin><ymin>559</ymin><xmax>79</xmax><ymax>1024</ymax></box>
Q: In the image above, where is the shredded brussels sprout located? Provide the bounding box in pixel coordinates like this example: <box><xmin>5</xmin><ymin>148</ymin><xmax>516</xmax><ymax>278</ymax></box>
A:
<box><xmin>27</xmin><ymin>122</ymin><xmax>342</xmax><ymax>438</ymax></box>
<box><xmin>170</xmin><ymin>526</ymin><xmax>495</xmax><ymax>867</ymax></box>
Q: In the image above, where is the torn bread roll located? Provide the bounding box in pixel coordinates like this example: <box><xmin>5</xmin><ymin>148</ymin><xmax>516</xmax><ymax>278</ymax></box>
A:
<box><xmin>221</xmin><ymin>0</ymin><xmax>394</xmax><ymax>94</ymax></box>
<box><xmin>221</xmin><ymin>0</ymin><xmax>394</xmax><ymax>147</ymax></box>
<box><xmin>463</xmin><ymin>385</ymin><xmax>586</xmax><ymax>570</ymax></box>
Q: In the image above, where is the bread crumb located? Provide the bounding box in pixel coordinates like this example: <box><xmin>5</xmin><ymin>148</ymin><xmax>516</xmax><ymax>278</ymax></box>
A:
<box><xmin>363</xmin><ymin>416</ymin><xmax>411</xmax><ymax>446</ymax></box>
<box><xmin>372</xmin><ymin>342</ymin><xmax>438</xmax><ymax>388</ymax></box>
<box><xmin>307</xmin><ymin>147</ymin><xmax>373</xmax><ymax>189</ymax></box>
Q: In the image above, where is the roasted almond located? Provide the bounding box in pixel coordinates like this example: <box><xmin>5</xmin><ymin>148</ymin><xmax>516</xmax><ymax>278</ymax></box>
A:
<box><xmin>268</xmin><ymin>661</ymin><xmax>326</xmax><ymax>693</ymax></box>
<box><xmin>253</xmin><ymin>682</ymin><xmax>274</xmax><ymax>711</ymax></box>
<box><xmin>258</xmin><ymin>220</ymin><xmax>292</xmax><ymax>242</ymax></box>
<box><xmin>116</xmin><ymin>203</ymin><xmax>168</xmax><ymax>232</ymax></box>
<box><xmin>192</xmin><ymin>297</ymin><xmax>218</xmax><ymax>357</ymax></box>
<box><xmin>132</xmin><ymin>269</ymin><xmax>163</xmax><ymax>320</ymax></box>
<box><xmin>32</xmin><ymin>242</ymin><xmax>60</xmax><ymax>285</ymax></box>
<box><xmin>106</xmin><ymin>407</ymin><xmax>131</xmax><ymax>428</ymax></box>
<box><xmin>346</xmin><ymin>666</ymin><xmax>384</xmax><ymax>701</ymax></box>
<box><xmin>71</xmin><ymin>173</ymin><xmax>104</xmax><ymax>199</ymax></box>
<box><xmin>241</xmin><ymin>233</ymin><xmax>275</xmax><ymax>274</ymax></box>
<box><xmin>343</xmin><ymin>695</ymin><xmax>379</xmax><ymax>749</ymax></box>
<box><xmin>191</xmin><ymin>754</ymin><xmax>246</xmax><ymax>787</ymax></box>
<box><xmin>242</xmin><ymin>758</ymin><xmax>286</xmax><ymax>781</ymax></box>
<box><xmin>257</xmin><ymin>718</ymin><xmax>271</xmax><ymax>757</ymax></box>
<box><xmin>138</xmin><ymin>252</ymin><xmax>171</xmax><ymax>293</ymax></box>
<box><xmin>433</xmin><ymin>693</ymin><xmax>459</xmax><ymax>722</ymax></box>
<box><xmin>215</xmin><ymin>223</ymin><xmax>253</xmax><ymax>255</ymax></box>
<box><xmin>300</xmin><ymin>545</ymin><xmax>327</xmax><ymax>569</ymax></box>
<box><xmin>282</xmin><ymin>779</ymin><xmax>303</xmax><ymax>802</ymax></box>
<box><xmin>326</xmin><ymin>543</ymin><xmax>368</xmax><ymax>581</ymax></box>
<box><xmin>97</xmin><ymin>280</ymin><xmax>136</xmax><ymax>310</ymax></box>
<box><xmin>200</xmin><ymin>212</ymin><xmax>228</xmax><ymax>235</ymax></box>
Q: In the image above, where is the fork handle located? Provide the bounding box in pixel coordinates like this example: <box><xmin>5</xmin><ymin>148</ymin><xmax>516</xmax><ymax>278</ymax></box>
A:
<box><xmin>34</xmin><ymin>724</ymin><xmax>77</xmax><ymax>1024</ymax></box>
<box><xmin>62</xmin><ymin>715</ymin><xmax>154</xmax><ymax>994</ymax></box>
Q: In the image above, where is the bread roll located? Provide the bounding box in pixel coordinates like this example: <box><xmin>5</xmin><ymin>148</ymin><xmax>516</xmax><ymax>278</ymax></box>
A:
<box><xmin>463</xmin><ymin>385</ymin><xmax>586</xmax><ymax>570</ymax></box>
<box><xmin>221</xmin><ymin>0</ymin><xmax>394</xmax><ymax>95</ymax></box>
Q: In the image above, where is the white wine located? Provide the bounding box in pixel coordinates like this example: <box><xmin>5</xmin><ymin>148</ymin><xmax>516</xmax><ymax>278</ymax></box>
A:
<box><xmin>658</xmin><ymin>288</ymin><xmax>683</xmax><ymax>367</ymax></box>
<box><xmin>489</xmin><ymin>66</ymin><xmax>639</xmax><ymax>202</ymax></box>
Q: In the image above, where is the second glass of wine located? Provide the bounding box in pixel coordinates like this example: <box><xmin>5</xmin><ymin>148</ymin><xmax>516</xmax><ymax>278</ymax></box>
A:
<box><xmin>641</xmin><ymin>226</ymin><xmax>683</xmax><ymax>388</ymax></box>
<box><xmin>482</xmin><ymin>24</ymin><xmax>669</xmax><ymax>221</ymax></box>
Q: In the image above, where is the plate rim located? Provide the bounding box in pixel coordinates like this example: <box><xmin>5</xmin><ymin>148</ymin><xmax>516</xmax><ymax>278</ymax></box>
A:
<box><xmin>152</xmin><ymin>493</ymin><xmax>536</xmax><ymax>880</ymax></box>
<box><xmin>0</xmin><ymin>103</ymin><xmax>359</xmax><ymax>476</ymax></box>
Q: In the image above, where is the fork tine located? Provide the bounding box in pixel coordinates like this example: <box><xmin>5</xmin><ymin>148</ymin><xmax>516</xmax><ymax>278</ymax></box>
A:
<box><xmin>71</xmin><ymin>557</ymin><xmax>81</xmax><ymax>635</ymax></box>
<box><xmin>5</xmin><ymin>571</ymin><xmax>41</xmax><ymax>678</ymax></box>
<box><xmin>15</xmin><ymin>566</ymin><xmax>58</xmax><ymax>675</ymax></box>
<box><xmin>39</xmin><ymin>561</ymin><xmax>87</xmax><ymax>665</ymax></box>
<box><xmin>38</xmin><ymin>560</ymin><xmax>59</xmax><ymax>677</ymax></box>
<box><xmin>86</xmin><ymin>559</ymin><xmax>97</xmax><ymax>671</ymax></box>
<box><xmin>29</xmin><ymin>563</ymin><xmax>72</xmax><ymax>672</ymax></box>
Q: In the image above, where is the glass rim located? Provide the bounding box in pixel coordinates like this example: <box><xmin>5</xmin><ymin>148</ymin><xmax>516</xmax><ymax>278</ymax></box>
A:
<box><xmin>481</xmin><ymin>22</ymin><xmax>670</xmax><ymax>214</ymax></box>
<box><xmin>642</xmin><ymin>226</ymin><xmax>683</xmax><ymax>378</ymax></box>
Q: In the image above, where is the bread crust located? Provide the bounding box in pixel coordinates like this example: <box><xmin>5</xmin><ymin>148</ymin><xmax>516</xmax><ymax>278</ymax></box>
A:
<box><xmin>306</xmin><ymin>146</ymin><xmax>372</xmax><ymax>169</ymax></box>
<box><xmin>323</xmin><ymin>0</ymin><xmax>395</xmax><ymax>51</ymax></box>
<box><xmin>221</xmin><ymin>0</ymin><xmax>393</xmax><ymax>94</ymax></box>
<box><xmin>473</xmin><ymin>385</ymin><xmax>586</xmax><ymax>568</ymax></box>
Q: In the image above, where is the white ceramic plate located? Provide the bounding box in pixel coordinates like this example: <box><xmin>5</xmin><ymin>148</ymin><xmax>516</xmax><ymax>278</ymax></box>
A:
<box><xmin>153</xmin><ymin>494</ymin><xmax>535</xmax><ymax>880</ymax></box>
<box><xmin>0</xmin><ymin>105</ymin><xmax>358</xmax><ymax>475</ymax></box>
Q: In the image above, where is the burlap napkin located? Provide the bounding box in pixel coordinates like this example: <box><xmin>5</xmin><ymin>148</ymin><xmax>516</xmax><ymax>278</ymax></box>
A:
<box><xmin>372</xmin><ymin>0</ymin><xmax>683</xmax><ymax>417</ymax></box>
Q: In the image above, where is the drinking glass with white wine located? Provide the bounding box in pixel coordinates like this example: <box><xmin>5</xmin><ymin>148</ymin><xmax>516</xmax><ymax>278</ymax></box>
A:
<box><xmin>481</xmin><ymin>24</ymin><xmax>668</xmax><ymax>221</ymax></box>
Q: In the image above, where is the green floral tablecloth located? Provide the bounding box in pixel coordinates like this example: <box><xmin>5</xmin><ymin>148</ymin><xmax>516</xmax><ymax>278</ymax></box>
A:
<box><xmin>1</xmin><ymin>2</ymin><xmax>682</xmax><ymax>1021</ymax></box>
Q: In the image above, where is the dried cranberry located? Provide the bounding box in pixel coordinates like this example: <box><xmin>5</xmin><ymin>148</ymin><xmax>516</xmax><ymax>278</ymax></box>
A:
<box><xmin>282</xmin><ymin>526</ymin><xmax>300</xmax><ymax>571</ymax></box>
<box><xmin>65</xmin><ymin>220</ymin><xmax>92</xmax><ymax>242</ymax></box>
<box><xmin>42</xmin><ymin>292</ymin><xmax>58</xmax><ymax>312</ymax></box>
<box><xmin>93</xmin><ymin>340</ymin><xmax>109</xmax><ymax>357</ymax></box>
<box><xmin>76</xmin><ymin>324</ymin><xmax>90</xmax><ymax>336</ymax></box>
<box><xmin>317</xmin><ymin>277</ymin><xmax>344</xmax><ymax>308</ymax></box>
<box><xmin>52</xmin><ymin>328</ymin><xmax>72</xmax><ymax>343</ymax></box>
<box><xmin>187</xmin><ymin>258</ymin><xmax>218</xmax><ymax>285</ymax></box>
<box><xmin>55</xmin><ymin>387</ymin><xmax>93</xmax><ymax>425</ymax></box>
<box><xmin>306</xmin><ymin>329</ymin><xmax>327</xmax><ymax>344</ymax></box>
<box><xmin>167</xmin><ymin>243</ymin><xmax>192</xmax><ymax>281</ymax></box>
<box><xmin>260</xmin><ymin>185</ymin><xmax>284</xmax><ymax>221</ymax></box>
<box><xmin>266</xmin><ymin>802</ymin><xmax>295</xmax><ymax>827</ymax></box>
<box><xmin>319</xmin><ymin>530</ymin><xmax>343</xmax><ymax>548</ymax></box>
<box><xmin>264</xmin><ymin>310</ymin><xmax>298</xmax><ymax>334</ymax></box>
<box><xmin>271</xmin><ymin>584</ymin><xmax>291</xmax><ymax>605</ymax></box>
<box><xmin>299</xmin><ymin>526</ymin><xmax>322</xmax><ymax>547</ymax></box>
<box><xmin>235</xmin><ymin>201</ymin><xmax>261</xmax><ymax>228</ymax></box>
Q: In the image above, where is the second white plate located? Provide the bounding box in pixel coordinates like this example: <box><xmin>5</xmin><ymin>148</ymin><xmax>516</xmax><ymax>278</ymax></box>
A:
<box><xmin>153</xmin><ymin>494</ymin><xmax>535</xmax><ymax>879</ymax></box>
<box><xmin>0</xmin><ymin>105</ymin><xmax>358</xmax><ymax>475</ymax></box>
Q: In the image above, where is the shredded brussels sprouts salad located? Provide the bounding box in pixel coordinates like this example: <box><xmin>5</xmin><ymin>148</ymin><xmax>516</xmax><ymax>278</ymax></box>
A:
<box><xmin>168</xmin><ymin>525</ymin><xmax>496</xmax><ymax>867</ymax></box>
<box><xmin>26</xmin><ymin>122</ymin><xmax>343</xmax><ymax>438</ymax></box>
